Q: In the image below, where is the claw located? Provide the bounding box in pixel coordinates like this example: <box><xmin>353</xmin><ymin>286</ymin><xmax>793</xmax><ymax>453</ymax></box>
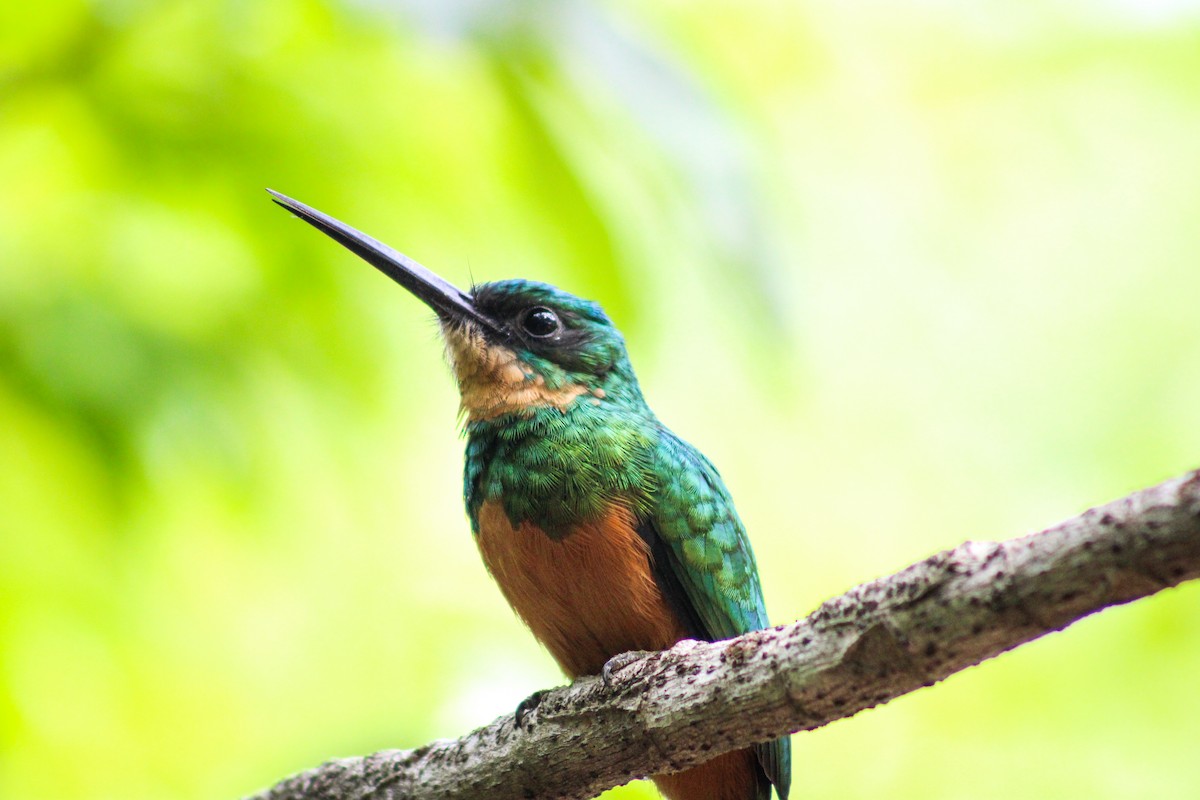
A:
<box><xmin>514</xmin><ymin>689</ymin><xmax>547</xmax><ymax>730</ymax></box>
<box><xmin>601</xmin><ymin>650</ymin><xmax>652</xmax><ymax>689</ymax></box>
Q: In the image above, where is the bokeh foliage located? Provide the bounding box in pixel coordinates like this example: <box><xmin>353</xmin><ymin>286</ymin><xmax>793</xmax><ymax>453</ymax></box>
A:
<box><xmin>2</xmin><ymin>1</ymin><xmax>1199</xmax><ymax>799</ymax></box>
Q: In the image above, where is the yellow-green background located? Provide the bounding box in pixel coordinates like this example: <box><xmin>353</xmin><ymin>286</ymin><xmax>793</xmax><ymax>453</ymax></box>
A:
<box><xmin>3</xmin><ymin>2</ymin><xmax>1199</xmax><ymax>798</ymax></box>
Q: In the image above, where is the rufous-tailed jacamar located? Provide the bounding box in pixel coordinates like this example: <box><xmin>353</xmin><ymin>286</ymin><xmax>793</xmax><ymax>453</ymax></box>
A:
<box><xmin>269</xmin><ymin>190</ymin><xmax>791</xmax><ymax>800</ymax></box>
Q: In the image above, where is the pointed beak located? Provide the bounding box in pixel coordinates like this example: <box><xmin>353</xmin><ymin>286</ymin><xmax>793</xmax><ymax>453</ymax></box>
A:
<box><xmin>267</xmin><ymin>189</ymin><xmax>505</xmax><ymax>338</ymax></box>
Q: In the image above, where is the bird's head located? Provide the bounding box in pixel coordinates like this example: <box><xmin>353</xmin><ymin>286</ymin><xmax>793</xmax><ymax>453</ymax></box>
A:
<box><xmin>269</xmin><ymin>192</ymin><xmax>641</xmax><ymax>421</ymax></box>
<box><xmin>445</xmin><ymin>279</ymin><xmax>636</xmax><ymax>420</ymax></box>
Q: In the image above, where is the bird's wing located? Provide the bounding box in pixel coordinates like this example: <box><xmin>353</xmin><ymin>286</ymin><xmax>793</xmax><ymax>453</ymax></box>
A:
<box><xmin>638</xmin><ymin>430</ymin><xmax>791</xmax><ymax>799</ymax></box>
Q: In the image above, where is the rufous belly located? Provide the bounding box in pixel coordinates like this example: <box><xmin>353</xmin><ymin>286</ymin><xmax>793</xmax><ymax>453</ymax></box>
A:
<box><xmin>474</xmin><ymin>499</ymin><xmax>685</xmax><ymax>676</ymax></box>
<box><xmin>474</xmin><ymin>499</ymin><xmax>767</xmax><ymax>800</ymax></box>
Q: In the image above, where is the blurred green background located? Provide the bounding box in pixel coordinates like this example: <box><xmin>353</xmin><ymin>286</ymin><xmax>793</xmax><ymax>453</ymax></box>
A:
<box><xmin>3</xmin><ymin>1</ymin><xmax>1200</xmax><ymax>798</ymax></box>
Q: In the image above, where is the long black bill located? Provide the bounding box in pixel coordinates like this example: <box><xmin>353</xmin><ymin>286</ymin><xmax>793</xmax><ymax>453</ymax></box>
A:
<box><xmin>267</xmin><ymin>189</ymin><xmax>504</xmax><ymax>338</ymax></box>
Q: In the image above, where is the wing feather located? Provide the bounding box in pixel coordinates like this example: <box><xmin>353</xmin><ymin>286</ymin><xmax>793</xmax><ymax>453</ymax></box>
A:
<box><xmin>640</xmin><ymin>430</ymin><xmax>791</xmax><ymax>800</ymax></box>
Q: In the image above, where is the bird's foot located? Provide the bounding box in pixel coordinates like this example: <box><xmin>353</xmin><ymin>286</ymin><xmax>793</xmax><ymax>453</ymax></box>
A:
<box><xmin>515</xmin><ymin>689</ymin><xmax>547</xmax><ymax>730</ymax></box>
<box><xmin>601</xmin><ymin>650</ymin><xmax>653</xmax><ymax>689</ymax></box>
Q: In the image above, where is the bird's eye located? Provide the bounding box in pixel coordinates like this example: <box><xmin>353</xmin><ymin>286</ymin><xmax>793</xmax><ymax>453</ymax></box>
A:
<box><xmin>521</xmin><ymin>306</ymin><xmax>560</xmax><ymax>338</ymax></box>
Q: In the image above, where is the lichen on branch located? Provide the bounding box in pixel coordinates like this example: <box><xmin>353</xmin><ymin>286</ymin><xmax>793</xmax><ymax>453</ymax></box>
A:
<box><xmin>250</xmin><ymin>470</ymin><xmax>1200</xmax><ymax>800</ymax></box>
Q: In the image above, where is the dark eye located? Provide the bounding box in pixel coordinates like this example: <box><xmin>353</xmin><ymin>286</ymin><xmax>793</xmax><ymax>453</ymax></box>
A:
<box><xmin>521</xmin><ymin>306</ymin><xmax>560</xmax><ymax>338</ymax></box>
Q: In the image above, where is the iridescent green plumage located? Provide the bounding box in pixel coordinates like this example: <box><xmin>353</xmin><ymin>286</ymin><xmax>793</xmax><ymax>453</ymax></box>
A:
<box><xmin>463</xmin><ymin>399</ymin><xmax>769</xmax><ymax>638</ymax></box>
<box><xmin>268</xmin><ymin>194</ymin><xmax>791</xmax><ymax>800</ymax></box>
<box><xmin>463</xmin><ymin>280</ymin><xmax>789</xmax><ymax>799</ymax></box>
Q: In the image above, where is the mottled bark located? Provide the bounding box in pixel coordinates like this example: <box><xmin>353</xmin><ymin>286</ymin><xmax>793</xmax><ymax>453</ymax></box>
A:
<box><xmin>249</xmin><ymin>469</ymin><xmax>1200</xmax><ymax>800</ymax></box>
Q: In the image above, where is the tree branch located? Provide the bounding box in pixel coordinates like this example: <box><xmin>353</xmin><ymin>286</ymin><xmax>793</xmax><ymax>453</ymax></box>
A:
<box><xmin>250</xmin><ymin>469</ymin><xmax>1200</xmax><ymax>800</ymax></box>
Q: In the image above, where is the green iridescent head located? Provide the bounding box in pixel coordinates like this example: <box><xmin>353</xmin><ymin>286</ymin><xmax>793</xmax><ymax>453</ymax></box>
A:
<box><xmin>471</xmin><ymin>279</ymin><xmax>626</xmax><ymax>373</ymax></box>
<box><xmin>268</xmin><ymin>191</ymin><xmax>643</xmax><ymax>419</ymax></box>
<box><xmin>442</xmin><ymin>278</ymin><xmax>642</xmax><ymax>419</ymax></box>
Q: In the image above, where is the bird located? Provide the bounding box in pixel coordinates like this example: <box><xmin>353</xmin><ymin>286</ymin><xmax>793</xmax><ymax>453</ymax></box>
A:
<box><xmin>269</xmin><ymin>189</ymin><xmax>792</xmax><ymax>800</ymax></box>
